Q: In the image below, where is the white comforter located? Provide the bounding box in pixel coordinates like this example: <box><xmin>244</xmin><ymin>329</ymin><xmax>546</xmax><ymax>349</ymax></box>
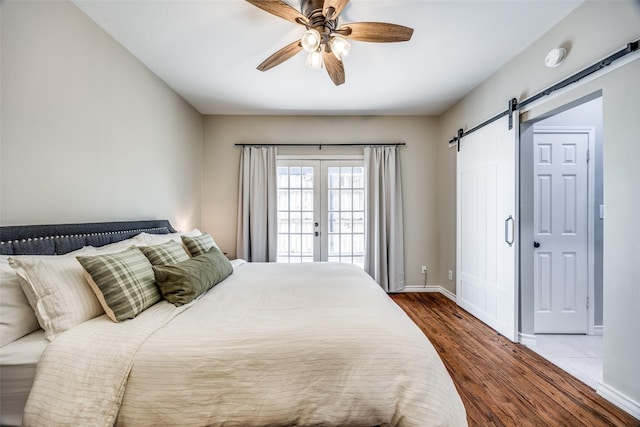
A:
<box><xmin>24</xmin><ymin>262</ymin><xmax>467</xmax><ymax>426</ymax></box>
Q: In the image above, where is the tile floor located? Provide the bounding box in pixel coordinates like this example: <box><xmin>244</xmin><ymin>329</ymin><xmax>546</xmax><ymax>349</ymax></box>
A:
<box><xmin>526</xmin><ymin>334</ymin><xmax>603</xmax><ymax>389</ymax></box>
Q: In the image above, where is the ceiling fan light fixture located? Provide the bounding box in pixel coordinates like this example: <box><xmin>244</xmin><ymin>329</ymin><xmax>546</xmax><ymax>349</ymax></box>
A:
<box><xmin>306</xmin><ymin>50</ymin><xmax>324</xmax><ymax>69</ymax></box>
<box><xmin>246</xmin><ymin>0</ymin><xmax>414</xmax><ymax>86</ymax></box>
<box><xmin>301</xmin><ymin>28</ymin><xmax>322</xmax><ymax>53</ymax></box>
<box><xmin>329</xmin><ymin>35</ymin><xmax>351</xmax><ymax>61</ymax></box>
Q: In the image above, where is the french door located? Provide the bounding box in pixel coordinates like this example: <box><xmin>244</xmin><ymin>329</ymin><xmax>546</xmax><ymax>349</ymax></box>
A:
<box><xmin>276</xmin><ymin>159</ymin><xmax>365</xmax><ymax>268</ymax></box>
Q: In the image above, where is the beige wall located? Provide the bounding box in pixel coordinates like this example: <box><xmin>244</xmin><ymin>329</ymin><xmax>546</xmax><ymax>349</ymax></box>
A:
<box><xmin>437</xmin><ymin>0</ymin><xmax>640</xmax><ymax>412</ymax></box>
<box><xmin>1</xmin><ymin>1</ymin><xmax>203</xmax><ymax>231</ymax></box>
<box><xmin>202</xmin><ymin>115</ymin><xmax>439</xmax><ymax>287</ymax></box>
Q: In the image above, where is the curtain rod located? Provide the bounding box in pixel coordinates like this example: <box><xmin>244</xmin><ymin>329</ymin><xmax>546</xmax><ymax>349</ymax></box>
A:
<box><xmin>448</xmin><ymin>38</ymin><xmax>639</xmax><ymax>150</ymax></box>
<box><xmin>234</xmin><ymin>143</ymin><xmax>406</xmax><ymax>149</ymax></box>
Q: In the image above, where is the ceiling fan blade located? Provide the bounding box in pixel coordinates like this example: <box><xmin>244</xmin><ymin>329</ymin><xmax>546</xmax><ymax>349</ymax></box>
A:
<box><xmin>323</xmin><ymin>0</ymin><xmax>350</xmax><ymax>20</ymax></box>
<box><xmin>322</xmin><ymin>47</ymin><xmax>345</xmax><ymax>86</ymax></box>
<box><xmin>246</xmin><ymin>0</ymin><xmax>308</xmax><ymax>25</ymax></box>
<box><xmin>257</xmin><ymin>40</ymin><xmax>303</xmax><ymax>71</ymax></box>
<box><xmin>338</xmin><ymin>22</ymin><xmax>414</xmax><ymax>43</ymax></box>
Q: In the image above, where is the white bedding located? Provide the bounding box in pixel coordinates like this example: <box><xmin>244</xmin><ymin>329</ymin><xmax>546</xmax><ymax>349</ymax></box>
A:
<box><xmin>23</xmin><ymin>262</ymin><xmax>467</xmax><ymax>426</ymax></box>
<box><xmin>0</xmin><ymin>329</ymin><xmax>48</xmax><ymax>426</ymax></box>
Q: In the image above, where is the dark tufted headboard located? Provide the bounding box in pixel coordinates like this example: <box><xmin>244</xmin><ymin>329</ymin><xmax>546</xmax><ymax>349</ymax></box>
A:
<box><xmin>0</xmin><ymin>220</ymin><xmax>176</xmax><ymax>256</ymax></box>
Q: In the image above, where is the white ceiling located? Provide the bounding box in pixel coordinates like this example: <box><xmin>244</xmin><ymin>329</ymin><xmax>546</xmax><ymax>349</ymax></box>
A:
<box><xmin>73</xmin><ymin>0</ymin><xmax>583</xmax><ymax>116</ymax></box>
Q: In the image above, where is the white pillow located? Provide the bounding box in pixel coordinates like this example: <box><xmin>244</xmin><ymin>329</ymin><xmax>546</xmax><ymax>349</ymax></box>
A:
<box><xmin>90</xmin><ymin>235</ymin><xmax>146</xmax><ymax>253</ymax></box>
<box><xmin>8</xmin><ymin>247</ymin><xmax>104</xmax><ymax>341</ymax></box>
<box><xmin>137</xmin><ymin>229</ymin><xmax>201</xmax><ymax>246</ymax></box>
<box><xmin>0</xmin><ymin>256</ymin><xmax>40</xmax><ymax>347</ymax></box>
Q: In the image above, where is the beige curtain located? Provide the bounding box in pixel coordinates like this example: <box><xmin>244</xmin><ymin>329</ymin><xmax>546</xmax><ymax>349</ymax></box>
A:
<box><xmin>364</xmin><ymin>146</ymin><xmax>405</xmax><ymax>292</ymax></box>
<box><xmin>236</xmin><ymin>146</ymin><xmax>278</xmax><ymax>262</ymax></box>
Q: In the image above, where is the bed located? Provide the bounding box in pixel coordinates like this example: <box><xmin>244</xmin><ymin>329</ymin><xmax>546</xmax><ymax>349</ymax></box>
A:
<box><xmin>0</xmin><ymin>220</ymin><xmax>467</xmax><ymax>426</ymax></box>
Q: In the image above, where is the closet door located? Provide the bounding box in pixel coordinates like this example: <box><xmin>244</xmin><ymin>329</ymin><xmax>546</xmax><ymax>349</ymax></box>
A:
<box><xmin>456</xmin><ymin>115</ymin><xmax>518</xmax><ymax>342</ymax></box>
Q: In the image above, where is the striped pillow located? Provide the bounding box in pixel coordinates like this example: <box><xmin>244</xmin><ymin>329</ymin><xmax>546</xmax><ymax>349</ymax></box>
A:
<box><xmin>181</xmin><ymin>233</ymin><xmax>218</xmax><ymax>257</ymax></box>
<box><xmin>139</xmin><ymin>240</ymin><xmax>190</xmax><ymax>266</ymax></box>
<box><xmin>0</xmin><ymin>256</ymin><xmax>41</xmax><ymax>345</ymax></box>
<box><xmin>7</xmin><ymin>247</ymin><xmax>103</xmax><ymax>341</ymax></box>
<box><xmin>77</xmin><ymin>248</ymin><xmax>161</xmax><ymax>322</ymax></box>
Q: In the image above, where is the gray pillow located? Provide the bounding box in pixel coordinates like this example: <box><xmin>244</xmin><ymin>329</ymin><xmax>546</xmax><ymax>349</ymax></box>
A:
<box><xmin>153</xmin><ymin>246</ymin><xmax>232</xmax><ymax>306</ymax></box>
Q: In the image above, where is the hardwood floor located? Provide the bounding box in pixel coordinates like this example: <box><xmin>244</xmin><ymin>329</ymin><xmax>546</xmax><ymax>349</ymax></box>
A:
<box><xmin>390</xmin><ymin>292</ymin><xmax>639</xmax><ymax>427</ymax></box>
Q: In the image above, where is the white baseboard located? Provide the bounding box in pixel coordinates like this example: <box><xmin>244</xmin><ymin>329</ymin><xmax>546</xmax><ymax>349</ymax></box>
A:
<box><xmin>597</xmin><ymin>381</ymin><xmax>640</xmax><ymax>419</ymax></box>
<box><xmin>520</xmin><ymin>327</ymin><xmax>602</xmax><ymax>344</ymax></box>
<box><xmin>402</xmin><ymin>285</ymin><xmax>457</xmax><ymax>302</ymax></box>
<box><xmin>401</xmin><ymin>285</ymin><xmax>433</xmax><ymax>292</ymax></box>
<box><xmin>519</xmin><ymin>333</ymin><xmax>537</xmax><ymax>347</ymax></box>
<box><xmin>438</xmin><ymin>286</ymin><xmax>457</xmax><ymax>302</ymax></box>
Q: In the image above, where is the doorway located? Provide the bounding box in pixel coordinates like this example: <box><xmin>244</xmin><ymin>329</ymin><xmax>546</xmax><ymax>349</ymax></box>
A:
<box><xmin>276</xmin><ymin>159</ymin><xmax>365</xmax><ymax>267</ymax></box>
<box><xmin>519</xmin><ymin>95</ymin><xmax>604</xmax><ymax>387</ymax></box>
<box><xmin>530</xmin><ymin>97</ymin><xmax>603</xmax><ymax>335</ymax></box>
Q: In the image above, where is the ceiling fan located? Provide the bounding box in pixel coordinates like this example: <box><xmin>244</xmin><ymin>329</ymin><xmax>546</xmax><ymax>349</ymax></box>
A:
<box><xmin>246</xmin><ymin>0</ymin><xmax>414</xmax><ymax>86</ymax></box>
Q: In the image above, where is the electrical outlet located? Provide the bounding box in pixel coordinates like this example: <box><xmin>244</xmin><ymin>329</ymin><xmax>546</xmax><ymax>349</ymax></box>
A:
<box><xmin>448</xmin><ymin>270</ymin><xmax>453</xmax><ymax>281</ymax></box>
<box><xmin>421</xmin><ymin>266</ymin><xmax>427</xmax><ymax>274</ymax></box>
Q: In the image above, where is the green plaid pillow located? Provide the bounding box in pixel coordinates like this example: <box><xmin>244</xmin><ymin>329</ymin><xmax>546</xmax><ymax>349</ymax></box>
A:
<box><xmin>181</xmin><ymin>233</ymin><xmax>218</xmax><ymax>257</ymax></box>
<box><xmin>77</xmin><ymin>247</ymin><xmax>161</xmax><ymax>322</ymax></box>
<box><xmin>139</xmin><ymin>240</ymin><xmax>190</xmax><ymax>266</ymax></box>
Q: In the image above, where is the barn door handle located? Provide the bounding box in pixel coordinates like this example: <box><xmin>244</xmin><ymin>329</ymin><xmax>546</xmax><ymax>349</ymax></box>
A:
<box><xmin>504</xmin><ymin>215</ymin><xmax>515</xmax><ymax>247</ymax></box>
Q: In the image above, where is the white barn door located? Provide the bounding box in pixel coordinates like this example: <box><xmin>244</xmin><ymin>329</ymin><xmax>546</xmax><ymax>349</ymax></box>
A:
<box><xmin>457</xmin><ymin>115</ymin><xmax>518</xmax><ymax>342</ymax></box>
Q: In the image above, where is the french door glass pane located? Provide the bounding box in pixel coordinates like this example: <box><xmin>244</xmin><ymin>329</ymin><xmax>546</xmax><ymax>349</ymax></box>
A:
<box><xmin>302</xmin><ymin>211</ymin><xmax>314</xmax><ymax>233</ymax></box>
<box><xmin>277</xmin><ymin>190</ymin><xmax>288</xmax><ymax>210</ymax></box>
<box><xmin>302</xmin><ymin>167</ymin><xmax>313</xmax><ymax>188</ymax></box>
<box><xmin>328</xmin><ymin>190</ymin><xmax>339</xmax><ymax>211</ymax></box>
<box><xmin>290</xmin><ymin>212</ymin><xmax>301</xmax><ymax>233</ymax></box>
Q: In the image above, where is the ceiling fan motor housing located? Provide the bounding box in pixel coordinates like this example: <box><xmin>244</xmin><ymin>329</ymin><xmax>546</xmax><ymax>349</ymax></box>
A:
<box><xmin>302</xmin><ymin>0</ymin><xmax>337</xmax><ymax>37</ymax></box>
<box><xmin>302</xmin><ymin>0</ymin><xmax>325</xmax><ymax>17</ymax></box>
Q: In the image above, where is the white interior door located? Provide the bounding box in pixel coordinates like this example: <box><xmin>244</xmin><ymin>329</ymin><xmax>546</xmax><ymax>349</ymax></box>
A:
<box><xmin>457</xmin><ymin>115</ymin><xmax>518</xmax><ymax>342</ymax></box>
<box><xmin>533</xmin><ymin>128</ymin><xmax>589</xmax><ymax>333</ymax></box>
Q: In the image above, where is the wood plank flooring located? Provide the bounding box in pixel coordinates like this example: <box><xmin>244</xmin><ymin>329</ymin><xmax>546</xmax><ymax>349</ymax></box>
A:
<box><xmin>390</xmin><ymin>292</ymin><xmax>639</xmax><ymax>427</ymax></box>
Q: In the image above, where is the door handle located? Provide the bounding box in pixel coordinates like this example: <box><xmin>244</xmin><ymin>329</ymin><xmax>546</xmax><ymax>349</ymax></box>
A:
<box><xmin>315</xmin><ymin>231</ymin><xmax>319</xmax><ymax>237</ymax></box>
<box><xmin>534</xmin><ymin>241</ymin><xmax>541</xmax><ymax>248</ymax></box>
<box><xmin>504</xmin><ymin>215</ymin><xmax>515</xmax><ymax>247</ymax></box>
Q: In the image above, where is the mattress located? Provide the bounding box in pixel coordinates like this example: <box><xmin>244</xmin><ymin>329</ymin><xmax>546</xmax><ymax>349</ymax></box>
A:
<box><xmin>0</xmin><ymin>329</ymin><xmax>48</xmax><ymax>426</ymax></box>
